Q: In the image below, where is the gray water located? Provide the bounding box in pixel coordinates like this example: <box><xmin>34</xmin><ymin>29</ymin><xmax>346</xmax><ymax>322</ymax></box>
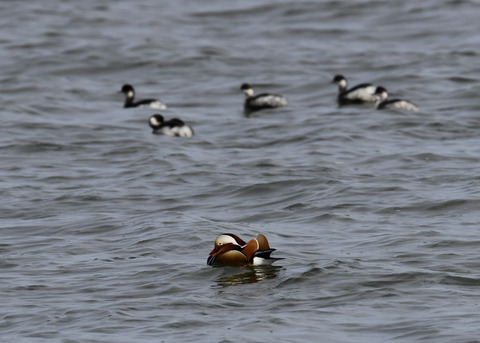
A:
<box><xmin>1</xmin><ymin>0</ymin><xmax>480</xmax><ymax>342</ymax></box>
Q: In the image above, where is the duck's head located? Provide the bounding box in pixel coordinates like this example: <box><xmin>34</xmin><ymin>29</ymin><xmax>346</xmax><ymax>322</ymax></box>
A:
<box><xmin>332</xmin><ymin>74</ymin><xmax>347</xmax><ymax>89</ymax></box>
<box><xmin>210</xmin><ymin>233</ymin><xmax>246</xmax><ymax>255</ymax></box>
<box><xmin>148</xmin><ymin>114</ymin><xmax>165</xmax><ymax>129</ymax></box>
<box><xmin>240</xmin><ymin>83</ymin><xmax>254</xmax><ymax>98</ymax></box>
<box><xmin>374</xmin><ymin>86</ymin><xmax>389</xmax><ymax>101</ymax></box>
<box><xmin>121</xmin><ymin>84</ymin><xmax>135</xmax><ymax>96</ymax></box>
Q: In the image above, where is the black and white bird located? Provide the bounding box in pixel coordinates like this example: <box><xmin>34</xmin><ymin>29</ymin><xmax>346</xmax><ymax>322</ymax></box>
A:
<box><xmin>148</xmin><ymin>114</ymin><xmax>194</xmax><ymax>138</ymax></box>
<box><xmin>121</xmin><ymin>84</ymin><xmax>167</xmax><ymax>109</ymax></box>
<box><xmin>332</xmin><ymin>75</ymin><xmax>378</xmax><ymax>105</ymax></box>
<box><xmin>240</xmin><ymin>83</ymin><xmax>287</xmax><ymax>113</ymax></box>
<box><xmin>374</xmin><ymin>86</ymin><xmax>419</xmax><ymax>111</ymax></box>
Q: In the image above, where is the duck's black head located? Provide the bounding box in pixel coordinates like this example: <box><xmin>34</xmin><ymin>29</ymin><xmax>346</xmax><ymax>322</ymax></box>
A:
<box><xmin>148</xmin><ymin>114</ymin><xmax>165</xmax><ymax>129</ymax></box>
<box><xmin>240</xmin><ymin>83</ymin><xmax>252</xmax><ymax>91</ymax></box>
<box><xmin>332</xmin><ymin>75</ymin><xmax>346</xmax><ymax>84</ymax></box>
<box><xmin>121</xmin><ymin>84</ymin><xmax>134</xmax><ymax>94</ymax></box>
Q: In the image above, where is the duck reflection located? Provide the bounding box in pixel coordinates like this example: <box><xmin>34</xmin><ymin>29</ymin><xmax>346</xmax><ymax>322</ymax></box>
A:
<box><xmin>213</xmin><ymin>264</ymin><xmax>283</xmax><ymax>287</ymax></box>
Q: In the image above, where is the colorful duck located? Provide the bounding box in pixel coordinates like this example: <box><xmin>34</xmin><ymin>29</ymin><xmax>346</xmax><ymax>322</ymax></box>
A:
<box><xmin>207</xmin><ymin>233</ymin><xmax>279</xmax><ymax>266</ymax></box>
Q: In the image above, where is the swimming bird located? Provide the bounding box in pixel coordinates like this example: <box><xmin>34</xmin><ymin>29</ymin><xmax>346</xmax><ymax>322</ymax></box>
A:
<box><xmin>207</xmin><ymin>233</ymin><xmax>280</xmax><ymax>266</ymax></box>
<box><xmin>332</xmin><ymin>74</ymin><xmax>378</xmax><ymax>105</ymax></box>
<box><xmin>121</xmin><ymin>84</ymin><xmax>167</xmax><ymax>109</ymax></box>
<box><xmin>148</xmin><ymin>114</ymin><xmax>194</xmax><ymax>137</ymax></box>
<box><xmin>240</xmin><ymin>83</ymin><xmax>287</xmax><ymax>113</ymax></box>
<box><xmin>374</xmin><ymin>86</ymin><xmax>419</xmax><ymax>111</ymax></box>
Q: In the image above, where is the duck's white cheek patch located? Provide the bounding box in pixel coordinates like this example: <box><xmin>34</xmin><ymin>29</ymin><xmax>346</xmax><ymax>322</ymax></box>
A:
<box><xmin>244</xmin><ymin>89</ymin><xmax>254</xmax><ymax>97</ymax></box>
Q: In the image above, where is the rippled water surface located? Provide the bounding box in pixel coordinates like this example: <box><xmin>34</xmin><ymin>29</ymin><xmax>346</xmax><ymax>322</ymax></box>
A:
<box><xmin>2</xmin><ymin>0</ymin><xmax>480</xmax><ymax>342</ymax></box>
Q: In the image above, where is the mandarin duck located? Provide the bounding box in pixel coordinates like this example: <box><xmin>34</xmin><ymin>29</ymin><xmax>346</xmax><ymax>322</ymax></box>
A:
<box><xmin>207</xmin><ymin>233</ymin><xmax>279</xmax><ymax>266</ymax></box>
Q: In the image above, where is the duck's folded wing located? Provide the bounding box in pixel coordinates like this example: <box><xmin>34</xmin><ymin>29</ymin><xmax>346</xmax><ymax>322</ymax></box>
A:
<box><xmin>256</xmin><ymin>234</ymin><xmax>271</xmax><ymax>250</ymax></box>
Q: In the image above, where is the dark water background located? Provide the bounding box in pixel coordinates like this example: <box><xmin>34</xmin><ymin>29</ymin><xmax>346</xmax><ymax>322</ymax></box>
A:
<box><xmin>1</xmin><ymin>0</ymin><xmax>480</xmax><ymax>342</ymax></box>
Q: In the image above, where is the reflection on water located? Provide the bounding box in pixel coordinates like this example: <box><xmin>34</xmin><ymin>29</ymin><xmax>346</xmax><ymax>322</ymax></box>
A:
<box><xmin>213</xmin><ymin>265</ymin><xmax>283</xmax><ymax>287</ymax></box>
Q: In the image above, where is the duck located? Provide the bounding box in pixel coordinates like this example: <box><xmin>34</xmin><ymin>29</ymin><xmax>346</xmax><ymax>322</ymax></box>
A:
<box><xmin>121</xmin><ymin>84</ymin><xmax>167</xmax><ymax>109</ymax></box>
<box><xmin>240</xmin><ymin>83</ymin><xmax>287</xmax><ymax>113</ymax></box>
<box><xmin>207</xmin><ymin>233</ymin><xmax>279</xmax><ymax>266</ymax></box>
<box><xmin>374</xmin><ymin>86</ymin><xmax>419</xmax><ymax>111</ymax></box>
<box><xmin>148</xmin><ymin>114</ymin><xmax>194</xmax><ymax>138</ymax></box>
<box><xmin>332</xmin><ymin>74</ymin><xmax>378</xmax><ymax>105</ymax></box>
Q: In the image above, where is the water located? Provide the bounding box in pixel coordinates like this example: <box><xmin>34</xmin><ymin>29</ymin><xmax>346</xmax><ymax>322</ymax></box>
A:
<box><xmin>1</xmin><ymin>0</ymin><xmax>480</xmax><ymax>342</ymax></box>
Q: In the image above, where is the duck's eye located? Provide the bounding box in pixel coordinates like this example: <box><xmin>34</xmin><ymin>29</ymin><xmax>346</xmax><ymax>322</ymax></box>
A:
<box><xmin>218</xmin><ymin>242</ymin><xmax>223</xmax><ymax>246</ymax></box>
